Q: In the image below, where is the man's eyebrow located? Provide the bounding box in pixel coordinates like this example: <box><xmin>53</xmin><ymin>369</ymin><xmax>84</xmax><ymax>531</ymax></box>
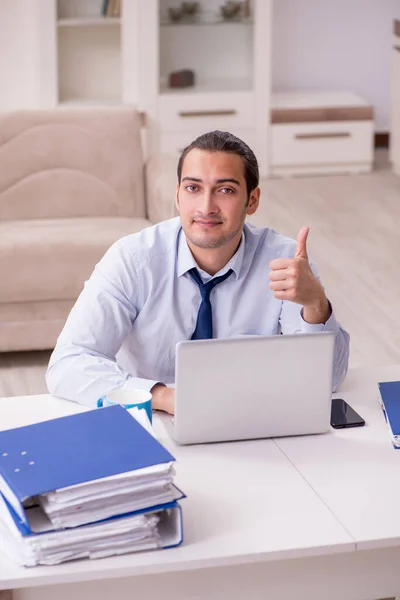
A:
<box><xmin>215</xmin><ymin>178</ymin><xmax>241</xmax><ymax>186</ymax></box>
<box><xmin>181</xmin><ymin>177</ymin><xmax>241</xmax><ymax>186</ymax></box>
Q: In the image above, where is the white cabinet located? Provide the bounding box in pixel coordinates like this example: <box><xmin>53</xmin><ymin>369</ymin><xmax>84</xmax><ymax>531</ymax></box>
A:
<box><xmin>54</xmin><ymin>0</ymin><xmax>140</xmax><ymax>106</ymax></box>
<box><xmin>390</xmin><ymin>21</ymin><xmax>400</xmax><ymax>176</ymax></box>
<box><xmin>270</xmin><ymin>91</ymin><xmax>374</xmax><ymax>177</ymax></box>
<box><xmin>0</xmin><ymin>1</ymin><xmax>377</xmax><ymax>179</ymax></box>
<box><xmin>23</xmin><ymin>0</ymin><xmax>271</xmax><ymax>176</ymax></box>
<box><xmin>137</xmin><ymin>0</ymin><xmax>271</xmax><ymax>176</ymax></box>
<box><xmin>158</xmin><ymin>92</ymin><xmax>255</xmax><ymax>133</ymax></box>
<box><xmin>157</xmin><ymin>91</ymin><xmax>257</xmax><ymax>156</ymax></box>
<box><xmin>271</xmin><ymin>121</ymin><xmax>374</xmax><ymax>176</ymax></box>
<box><xmin>0</xmin><ymin>0</ymin><xmax>141</xmax><ymax>108</ymax></box>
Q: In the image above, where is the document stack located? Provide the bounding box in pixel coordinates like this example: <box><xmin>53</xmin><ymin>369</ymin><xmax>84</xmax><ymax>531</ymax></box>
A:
<box><xmin>0</xmin><ymin>405</ymin><xmax>184</xmax><ymax>566</ymax></box>
<box><xmin>378</xmin><ymin>381</ymin><xmax>400</xmax><ymax>449</ymax></box>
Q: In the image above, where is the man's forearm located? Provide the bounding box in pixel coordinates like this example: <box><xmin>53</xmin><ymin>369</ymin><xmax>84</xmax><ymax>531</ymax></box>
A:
<box><xmin>46</xmin><ymin>346</ymin><xmax>159</xmax><ymax>408</ymax></box>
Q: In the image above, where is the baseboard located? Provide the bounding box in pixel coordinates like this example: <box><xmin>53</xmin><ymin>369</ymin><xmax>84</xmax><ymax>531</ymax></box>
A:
<box><xmin>375</xmin><ymin>132</ymin><xmax>389</xmax><ymax>148</ymax></box>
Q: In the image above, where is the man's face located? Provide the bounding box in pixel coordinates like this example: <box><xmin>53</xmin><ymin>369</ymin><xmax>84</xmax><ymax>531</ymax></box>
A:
<box><xmin>176</xmin><ymin>149</ymin><xmax>259</xmax><ymax>250</ymax></box>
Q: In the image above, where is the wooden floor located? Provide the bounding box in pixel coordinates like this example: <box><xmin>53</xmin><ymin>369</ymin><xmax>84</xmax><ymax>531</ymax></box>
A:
<box><xmin>1</xmin><ymin>150</ymin><xmax>399</xmax><ymax>398</ymax></box>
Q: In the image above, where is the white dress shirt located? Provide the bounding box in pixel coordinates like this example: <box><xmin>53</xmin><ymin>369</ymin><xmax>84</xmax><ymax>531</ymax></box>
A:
<box><xmin>46</xmin><ymin>217</ymin><xmax>349</xmax><ymax>407</ymax></box>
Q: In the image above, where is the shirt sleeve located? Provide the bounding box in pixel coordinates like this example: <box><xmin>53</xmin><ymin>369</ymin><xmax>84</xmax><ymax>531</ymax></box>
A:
<box><xmin>46</xmin><ymin>241</ymin><xmax>160</xmax><ymax>408</ymax></box>
<box><xmin>278</xmin><ymin>260</ymin><xmax>350</xmax><ymax>392</ymax></box>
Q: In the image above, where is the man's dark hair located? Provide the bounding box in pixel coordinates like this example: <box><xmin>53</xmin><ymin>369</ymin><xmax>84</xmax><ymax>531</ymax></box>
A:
<box><xmin>177</xmin><ymin>130</ymin><xmax>259</xmax><ymax>199</ymax></box>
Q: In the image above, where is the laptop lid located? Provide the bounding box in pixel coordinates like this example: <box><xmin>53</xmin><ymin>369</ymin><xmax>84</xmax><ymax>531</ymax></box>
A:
<box><xmin>173</xmin><ymin>332</ymin><xmax>335</xmax><ymax>445</ymax></box>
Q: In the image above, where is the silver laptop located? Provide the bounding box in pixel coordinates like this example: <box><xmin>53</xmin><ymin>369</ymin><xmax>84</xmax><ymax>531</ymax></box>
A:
<box><xmin>163</xmin><ymin>332</ymin><xmax>335</xmax><ymax>445</ymax></box>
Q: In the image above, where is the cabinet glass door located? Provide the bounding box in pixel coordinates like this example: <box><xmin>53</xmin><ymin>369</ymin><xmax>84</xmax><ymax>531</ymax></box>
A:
<box><xmin>159</xmin><ymin>0</ymin><xmax>254</xmax><ymax>94</ymax></box>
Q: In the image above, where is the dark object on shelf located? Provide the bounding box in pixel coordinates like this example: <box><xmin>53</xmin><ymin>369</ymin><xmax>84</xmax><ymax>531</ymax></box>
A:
<box><xmin>168</xmin><ymin>2</ymin><xmax>200</xmax><ymax>23</ymax></box>
<box><xmin>181</xmin><ymin>2</ymin><xmax>200</xmax><ymax>16</ymax></box>
<box><xmin>220</xmin><ymin>1</ymin><xmax>242</xmax><ymax>20</ymax></box>
<box><xmin>169</xmin><ymin>69</ymin><xmax>196</xmax><ymax>88</ymax></box>
<box><xmin>103</xmin><ymin>0</ymin><xmax>121</xmax><ymax>17</ymax></box>
<box><xmin>168</xmin><ymin>6</ymin><xmax>184</xmax><ymax>22</ymax></box>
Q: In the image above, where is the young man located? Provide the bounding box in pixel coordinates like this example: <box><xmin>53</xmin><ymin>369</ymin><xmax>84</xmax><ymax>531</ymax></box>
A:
<box><xmin>46</xmin><ymin>130</ymin><xmax>349</xmax><ymax>415</ymax></box>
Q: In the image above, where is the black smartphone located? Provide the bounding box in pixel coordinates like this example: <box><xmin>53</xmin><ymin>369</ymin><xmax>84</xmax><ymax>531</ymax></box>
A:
<box><xmin>330</xmin><ymin>398</ymin><xmax>365</xmax><ymax>429</ymax></box>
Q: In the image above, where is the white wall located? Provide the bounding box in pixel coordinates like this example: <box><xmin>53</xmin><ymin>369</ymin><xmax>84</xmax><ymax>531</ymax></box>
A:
<box><xmin>0</xmin><ymin>0</ymin><xmax>57</xmax><ymax>109</ymax></box>
<box><xmin>272</xmin><ymin>0</ymin><xmax>399</xmax><ymax>131</ymax></box>
<box><xmin>0</xmin><ymin>0</ymin><xmax>39</xmax><ymax>108</ymax></box>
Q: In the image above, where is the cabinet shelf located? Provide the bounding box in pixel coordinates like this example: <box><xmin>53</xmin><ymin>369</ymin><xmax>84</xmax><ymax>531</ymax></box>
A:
<box><xmin>160</xmin><ymin>77</ymin><xmax>252</xmax><ymax>95</ymax></box>
<box><xmin>160</xmin><ymin>16</ymin><xmax>253</xmax><ymax>27</ymax></box>
<box><xmin>57</xmin><ymin>18</ymin><xmax>121</xmax><ymax>27</ymax></box>
<box><xmin>59</xmin><ymin>96</ymin><xmax>122</xmax><ymax>106</ymax></box>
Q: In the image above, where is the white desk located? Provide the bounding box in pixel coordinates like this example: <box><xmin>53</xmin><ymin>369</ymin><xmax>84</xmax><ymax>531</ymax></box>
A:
<box><xmin>0</xmin><ymin>369</ymin><xmax>399</xmax><ymax>600</ymax></box>
<box><xmin>275</xmin><ymin>365</ymin><xmax>400</xmax><ymax>550</ymax></box>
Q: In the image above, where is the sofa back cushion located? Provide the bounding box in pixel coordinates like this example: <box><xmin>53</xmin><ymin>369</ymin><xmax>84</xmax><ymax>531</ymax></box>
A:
<box><xmin>0</xmin><ymin>107</ymin><xmax>146</xmax><ymax>220</ymax></box>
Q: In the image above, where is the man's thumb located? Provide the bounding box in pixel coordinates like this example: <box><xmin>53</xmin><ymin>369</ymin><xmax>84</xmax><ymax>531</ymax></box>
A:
<box><xmin>295</xmin><ymin>226</ymin><xmax>310</xmax><ymax>259</ymax></box>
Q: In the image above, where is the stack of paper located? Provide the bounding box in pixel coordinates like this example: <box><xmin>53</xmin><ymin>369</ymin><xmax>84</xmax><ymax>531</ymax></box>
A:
<box><xmin>0</xmin><ymin>405</ymin><xmax>184</xmax><ymax>566</ymax></box>
<box><xmin>378</xmin><ymin>381</ymin><xmax>400</xmax><ymax>448</ymax></box>
<box><xmin>39</xmin><ymin>462</ymin><xmax>178</xmax><ymax>528</ymax></box>
<box><xmin>0</xmin><ymin>493</ymin><xmax>181</xmax><ymax>566</ymax></box>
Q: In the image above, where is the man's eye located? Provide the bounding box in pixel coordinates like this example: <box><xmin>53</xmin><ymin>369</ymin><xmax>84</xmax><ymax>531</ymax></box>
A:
<box><xmin>186</xmin><ymin>185</ymin><xmax>198</xmax><ymax>192</ymax></box>
<box><xmin>220</xmin><ymin>187</ymin><xmax>234</xmax><ymax>194</ymax></box>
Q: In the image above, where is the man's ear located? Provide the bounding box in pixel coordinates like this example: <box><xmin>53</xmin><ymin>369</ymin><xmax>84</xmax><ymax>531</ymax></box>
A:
<box><xmin>175</xmin><ymin>183</ymin><xmax>180</xmax><ymax>213</ymax></box>
<box><xmin>246</xmin><ymin>187</ymin><xmax>260</xmax><ymax>216</ymax></box>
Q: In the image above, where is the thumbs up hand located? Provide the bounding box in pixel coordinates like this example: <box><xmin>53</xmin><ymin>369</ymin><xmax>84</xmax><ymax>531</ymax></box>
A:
<box><xmin>269</xmin><ymin>227</ymin><xmax>331</xmax><ymax>324</ymax></box>
<box><xmin>294</xmin><ymin>226</ymin><xmax>310</xmax><ymax>260</ymax></box>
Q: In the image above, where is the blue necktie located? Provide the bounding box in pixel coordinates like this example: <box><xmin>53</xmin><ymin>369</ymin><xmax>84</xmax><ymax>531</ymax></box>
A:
<box><xmin>189</xmin><ymin>268</ymin><xmax>233</xmax><ymax>340</ymax></box>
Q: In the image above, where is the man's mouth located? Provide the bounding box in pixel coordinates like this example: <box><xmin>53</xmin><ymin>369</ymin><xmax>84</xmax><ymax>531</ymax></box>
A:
<box><xmin>193</xmin><ymin>220</ymin><xmax>223</xmax><ymax>228</ymax></box>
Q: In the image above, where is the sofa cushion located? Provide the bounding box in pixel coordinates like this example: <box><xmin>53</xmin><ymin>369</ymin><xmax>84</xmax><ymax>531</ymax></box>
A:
<box><xmin>0</xmin><ymin>217</ymin><xmax>151</xmax><ymax>303</ymax></box>
<box><xmin>0</xmin><ymin>300</ymin><xmax>74</xmax><ymax>352</ymax></box>
<box><xmin>0</xmin><ymin>108</ymin><xmax>146</xmax><ymax>221</ymax></box>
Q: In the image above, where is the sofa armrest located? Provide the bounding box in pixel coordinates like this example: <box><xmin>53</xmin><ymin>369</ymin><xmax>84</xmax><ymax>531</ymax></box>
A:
<box><xmin>145</xmin><ymin>154</ymin><xmax>178</xmax><ymax>224</ymax></box>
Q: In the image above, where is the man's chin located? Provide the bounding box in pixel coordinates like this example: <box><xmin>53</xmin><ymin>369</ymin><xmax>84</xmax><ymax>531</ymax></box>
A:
<box><xmin>183</xmin><ymin>220</ymin><xmax>244</xmax><ymax>249</ymax></box>
<box><xmin>186</xmin><ymin>229</ymin><xmax>229</xmax><ymax>248</ymax></box>
<box><xmin>187</xmin><ymin>234</ymin><xmax>226</xmax><ymax>249</ymax></box>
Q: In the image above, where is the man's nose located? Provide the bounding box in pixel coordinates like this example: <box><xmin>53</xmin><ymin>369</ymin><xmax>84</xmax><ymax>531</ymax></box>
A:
<box><xmin>198</xmin><ymin>189</ymin><xmax>218</xmax><ymax>215</ymax></box>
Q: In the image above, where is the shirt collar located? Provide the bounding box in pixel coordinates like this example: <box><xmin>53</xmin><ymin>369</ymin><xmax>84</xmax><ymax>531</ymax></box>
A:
<box><xmin>176</xmin><ymin>227</ymin><xmax>245</xmax><ymax>280</ymax></box>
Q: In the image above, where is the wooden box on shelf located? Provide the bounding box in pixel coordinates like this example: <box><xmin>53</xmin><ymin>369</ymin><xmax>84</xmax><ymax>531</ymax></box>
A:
<box><xmin>270</xmin><ymin>90</ymin><xmax>374</xmax><ymax>177</ymax></box>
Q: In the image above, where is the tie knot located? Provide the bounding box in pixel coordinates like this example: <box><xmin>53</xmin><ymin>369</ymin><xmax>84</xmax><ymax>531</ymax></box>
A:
<box><xmin>189</xmin><ymin>268</ymin><xmax>233</xmax><ymax>302</ymax></box>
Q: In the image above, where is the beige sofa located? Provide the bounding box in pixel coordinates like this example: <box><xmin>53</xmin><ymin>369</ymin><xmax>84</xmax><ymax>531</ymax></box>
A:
<box><xmin>0</xmin><ymin>107</ymin><xmax>177</xmax><ymax>352</ymax></box>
